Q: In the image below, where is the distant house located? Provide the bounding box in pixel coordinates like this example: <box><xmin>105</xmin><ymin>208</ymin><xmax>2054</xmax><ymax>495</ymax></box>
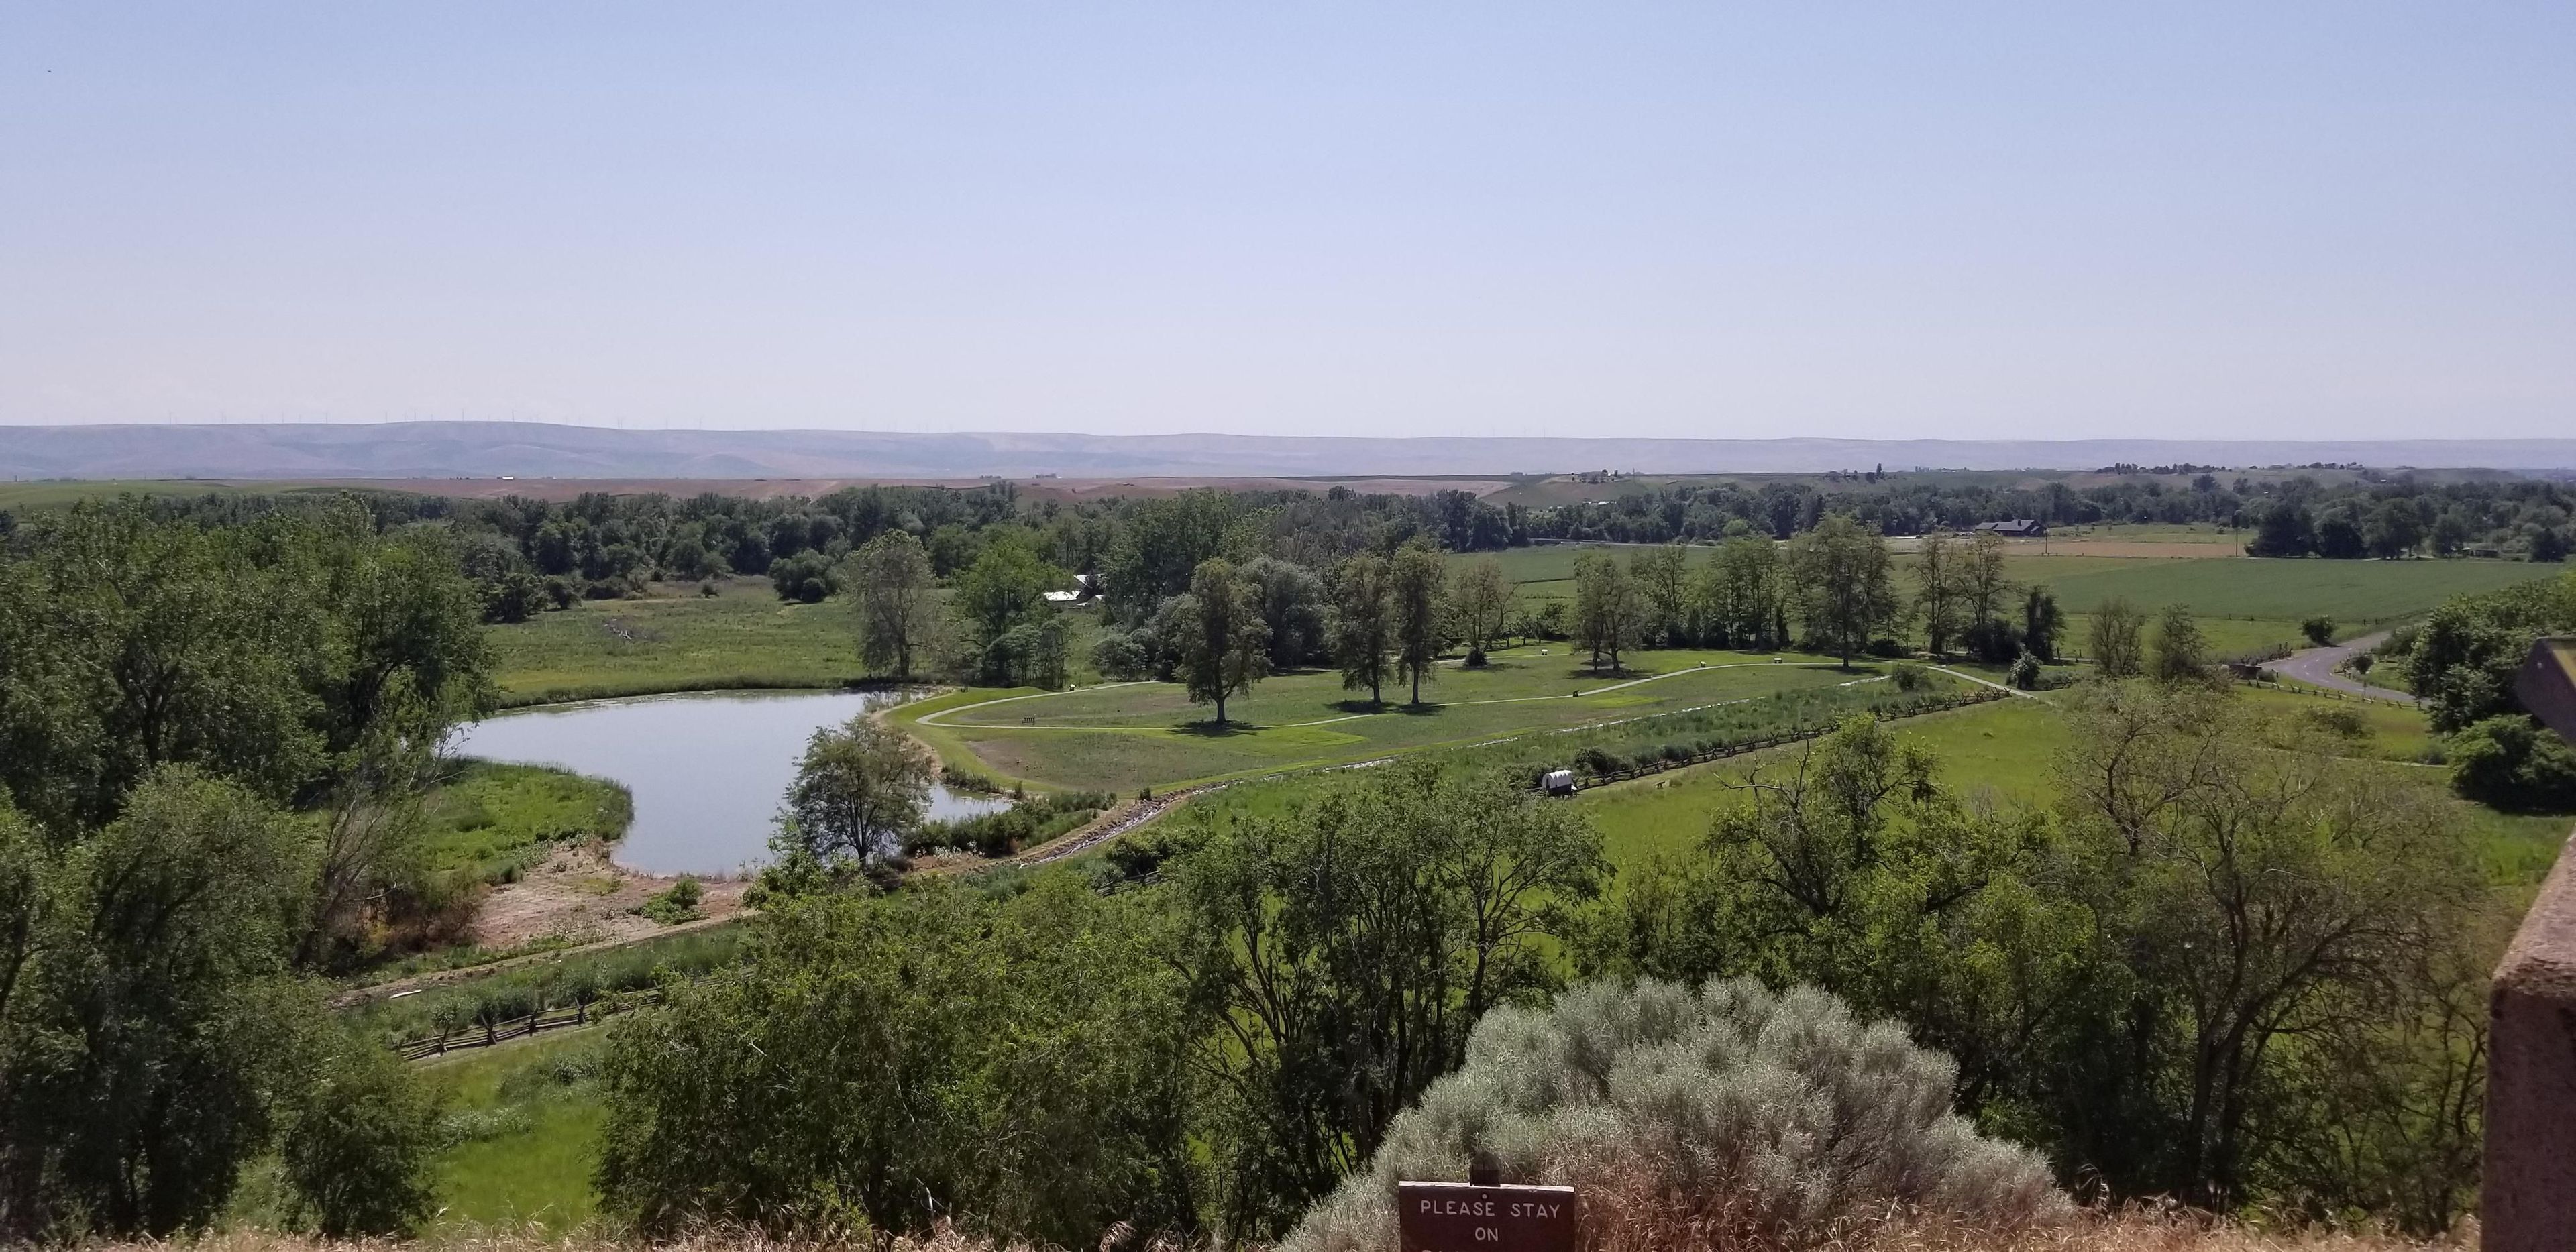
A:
<box><xmin>1035</xmin><ymin>571</ymin><xmax>1097</xmax><ymax>605</ymax></box>
<box><xmin>1972</xmin><ymin>519</ymin><xmax>2047</xmax><ymax>538</ymax></box>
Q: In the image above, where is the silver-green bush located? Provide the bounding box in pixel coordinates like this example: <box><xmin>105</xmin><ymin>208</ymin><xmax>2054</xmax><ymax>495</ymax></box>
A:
<box><xmin>1282</xmin><ymin>978</ymin><xmax>2066</xmax><ymax>1252</ymax></box>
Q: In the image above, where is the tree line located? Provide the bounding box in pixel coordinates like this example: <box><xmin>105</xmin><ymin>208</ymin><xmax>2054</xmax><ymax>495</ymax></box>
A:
<box><xmin>1526</xmin><ymin>469</ymin><xmax>2576</xmax><ymax>558</ymax></box>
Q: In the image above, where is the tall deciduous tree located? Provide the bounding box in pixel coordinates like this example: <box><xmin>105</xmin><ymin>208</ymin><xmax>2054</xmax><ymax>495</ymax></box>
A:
<box><xmin>1629</xmin><ymin>543</ymin><xmax>1693</xmax><ymax>648</ymax></box>
<box><xmin>1913</xmin><ymin>530</ymin><xmax>1963</xmax><ymax>657</ymax></box>
<box><xmin>1390</xmin><ymin>539</ymin><xmax>1449</xmax><ymax>706</ymax></box>
<box><xmin>1571</xmin><ymin>551</ymin><xmax>1641</xmax><ymax>675</ymax></box>
<box><xmin>2089</xmin><ymin>597</ymin><xmax>2147</xmax><ymax>678</ymax></box>
<box><xmin>1330</xmin><ymin>553</ymin><xmax>1395</xmax><ymax>707</ymax></box>
<box><xmin>1788</xmin><ymin>515</ymin><xmax>1902</xmax><ymax>667</ymax></box>
<box><xmin>1448</xmin><ymin>557</ymin><xmax>1515</xmax><ymax>664</ymax></box>
<box><xmin>1241</xmin><ymin>557</ymin><xmax>1328</xmax><ymax>670</ymax></box>
<box><xmin>1175</xmin><ymin>762</ymin><xmax>1606</xmax><ymax>1235</ymax></box>
<box><xmin>851</xmin><ymin>531</ymin><xmax>942</xmax><ymax>679</ymax></box>
<box><xmin>2021</xmin><ymin>587</ymin><xmax>2065</xmax><ymax>662</ymax></box>
<box><xmin>2150</xmin><ymin>604</ymin><xmax>2210</xmax><ymax>685</ymax></box>
<box><xmin>1173</xmin><ymin>558</ymin><xmax>1269</xmax><ymax>725</ymax></box>
<box><xmin>1700</xmin><ymin>534</ymin><xmax>1785</xmax><ymax>648</ymax></box>
<box><xmin>775</xmin><ymin>714</ymin><xmax>934</xmax><ymax>868</ymax></box>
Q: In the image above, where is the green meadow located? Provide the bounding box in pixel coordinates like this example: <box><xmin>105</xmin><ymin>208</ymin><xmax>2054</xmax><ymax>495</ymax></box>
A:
<box><xmin>898</xmin><ymin>645</ymin><xmax>1883</xmax><ymax>793</ymax></box>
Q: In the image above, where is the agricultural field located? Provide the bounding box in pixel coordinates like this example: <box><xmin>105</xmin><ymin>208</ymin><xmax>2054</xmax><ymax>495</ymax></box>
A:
<box><xmin>897</xmin><ymin>645</ymin><xmax>1890</xmax><ymax>793</ymax></box>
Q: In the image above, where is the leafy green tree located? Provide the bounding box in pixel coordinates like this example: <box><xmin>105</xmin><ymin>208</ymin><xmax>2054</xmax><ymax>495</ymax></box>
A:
<box><xmin>1173</xmin><ymin>762</ymin><xmax>1606</xmax><ymax>1235</ymax></box>
<box><xmin>1329</xmin><ymin>553</ymin><xmax>1395</xmax><ymax>706</ymax></box>
<box><xmin>773</xmin><ymin>714</ymin><xmax>934</xmax><ymax>870</ymax></box>
<box><xmin>1100</xmin><ymin>489</ymin><xmax>1240</xmax><ymax>620</ymax></box>
<box><xmin>2150</xmin><ymin>604</ymin><xmax>2210</xmax><ymax>684</ymax></box>
<box><xmin>1241</xmin><ymin>557</ymin><xmax>1328</xmax><ymax>670</ymax></box>
<box><xmin>1570</xmin><ymin>550</ymin><xmax>1640</xmax><ymax>674</ymax></box>
<box><xmin>273</xmin><ymin>1027</ymin><xmax>445</xmax><ymax>1235</ymax></box>
<box><xmin>1788</xmin><ymin>514</ymin><xmax>1902</xmax><ymax>667</ymax></box>
<box><xmin>2366</xmin><ymin>498</ymin><xmax>2425</xmax><ymax>559</ymax></box>
<box><xmin>1446</xmin><ymin>557</ymin><xmax>1515</xmax><ymax>664</ymax></box>
<box><xmin>2051</xmin><ymin>683</ymin><xmax>2485</xmax><ymax>1210</ymax></box>
<box><xmin>1913</xmin><ymin>530</ymin><xmax>1963</xmax><ymax>657</ymax></box>
<box><xmin>1628</xmin><ymin>543</ymin><xmax>1692</xmax><ymax>648</ymax></box>
<box><xmin>0</xmin><ymin>500</ymin><xmax>492</xmax><ymax>832</ymax></box>
<box><xmin>2088</xmin><ymin>596</ymin><xmax>2147</xmax><ymax>677</ymax></box>
<box><xmin>1699</xmin><ymin>534</ymin><xmax>1785</xmax><ymax>648</ymax></box>
<box><xmin>850</xmin><ymin>531</ymin><xmax>942</xmax><ymax>678</ymax></box>
<box><xmin>2302</xmin><ymin>614</ymin><xmax>2335</xmax><ymax>647</ymax></box>
<box><xmin>2447</xmin><ymin>714</ymin><xmax>2576</xmax><ymax>812</ymax></box>
<box><xmin>596</xmin><ymin>876</ymin><xmax>1204</xmax><ymax>1246</ymax></box>
<box><xmin>955</xmin><ymin>530</ymin><xmax>1065</xmax><ymax>654</ymax></box>
<box><xmin>1390</xmin><ymin>538</ymin><xmax>1449</xmax><ymax>705</ymax></box>
<box><xmin>0</xmin><ymin>769</ymin><xmax>429</xmax><ymax>1239</ymax></box>
<box><xmin>2021</xmin><ymin>587</ymin><xmax>2065</xmax><ymax>662</ymax></box>
<box><xmin>1171</xmin><ymin>558</ymin><xmax>1269</xmax><ymax>725</ymax></box>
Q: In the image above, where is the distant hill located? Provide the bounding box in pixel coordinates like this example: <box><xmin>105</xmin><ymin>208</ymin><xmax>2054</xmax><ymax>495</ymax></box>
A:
<box><xmin>4</xmin><ymin>422</ymin><xmax>2575</xmax><ymax>480</ymax></box>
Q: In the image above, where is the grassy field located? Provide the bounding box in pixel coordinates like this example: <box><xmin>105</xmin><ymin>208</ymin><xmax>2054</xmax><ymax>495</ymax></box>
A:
<box><xmin>484</xmin><ymin>579</ymin><xmax>1108</xmax><ymax>707</ymax></box>
<box><xmin>419</xmin><ymin>1030</ymin><xmax>609</xmax><ymax>1235</ymax></box>
<box><xmin>1570</xmin><ymin>688</ymin><xmax>2570</xmax><ymax>887</ymax></box>
<box><xmin>898</xmin><ymin>645</ymin><xmax>1889</xmax><ymax>793</ymax></box>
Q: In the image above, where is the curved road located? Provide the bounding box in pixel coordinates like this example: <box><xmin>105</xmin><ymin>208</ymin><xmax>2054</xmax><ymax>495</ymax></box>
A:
<box><xmin>2264</xmin><ymin>630</ymin><xmax>2416</xmax><ymax>704</ymax></box>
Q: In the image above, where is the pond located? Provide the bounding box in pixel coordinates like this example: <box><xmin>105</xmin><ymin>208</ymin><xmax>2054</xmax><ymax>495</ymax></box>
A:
<box><xmin>447</xmin><ymin>689</ymin><xmax>1012</xmax><ymax>876</ymax></box>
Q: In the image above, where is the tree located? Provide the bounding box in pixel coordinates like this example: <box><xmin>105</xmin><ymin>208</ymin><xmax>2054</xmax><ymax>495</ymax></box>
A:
<box><xmin>1330</xmin><ymin>553</ymin><xmax>1395</xmax><ymax>706</ymax></box>
<box><xmin>2021</xmin><ymin>587</ymin><xmax>2065</xmax><ymax>662</ymax></box>
<box><xmin>1629</xmin><ymin>543</ymin><xmax>1693</xmax><ymax>648</ymax></box>
<box><xmin>1701</xmin><ymin>535</ymin><xmax>1784</xmax><ymax>648</ymax></box>
<box><xmin>1955</xmin><ymin>530</ymin><xmax>2019</xmax><ymax>660</ymax></box>
<box><xmin>1570</xmin><ymin>551</ymin><xmax>1640</xmax><ymax>674</ymax></box>
<box><xmin>1913</xmin><ymin>530</ymin><xmax>1963</xmax><ymax>657</ymax></box>
<box><xmin>1241</xmin><ymin>557</ymin><xmax>1328</xmax><ymax>670</ymax></box>
<box><xmin>955</xmin><ymin>530</ymin><xmax>1064</xmax><ymax>653</ymax></box>
<box><xmin>1171</xmin><ymin>557</ymin><xmax>1269</xmax><ymax>725</ymax></box>
<box><xmin>2366</xmin><ymin>498</ymin><xmax>2424</xmax><ymax>559</ymax></box>
<box><xmin>1448</xmin><ymin>557</ymin><xmax>1515</xmax><ymax>665</ymax></box>
<box><xmin>2089</xmin><ymin>596</ymin><xmax>2146</xmax><ymax>677</ymax></box>
<box><xmin>2249</xmin><ymin>502</ymin><xmax>2313</xmax><ymax>557</ymax></box>
<box><xmin>597</xmin><ymin>877</ymin><xmax>1204</xmax><ymax>1245</ymax></box>
<box><xmin>1788</xmin><ymin>515</ymin><xmax>1902</xmax><ymax>667</ymax></box>
<box><xmin>274</xmin><ymin>1029</ymin><xmax>445</xmax><ymax>1235</ymax></box>
<box><xmin>1175</xmin><ymin>762</ymin><xmax>1605</xmax><ymax>1235</ymax></box>
<box><xmin>2301</xmin><ymin>615</ymin><xmax>2335</xmax><ymax>647</ymax></box>
<box><xmin>774</xmin><ymin>714</ymin><xmax>934</xmax><ymax>868</ymax></box>
<box><xmin>851</xmin><ymin>531</ymin><xmax>942</xmax><ymax>678</ymax></box>
<box><xmin>1390</xmin><ymin>539</ymin><xmax>1449</xmax><ymax>706</ymax></box>
<box><xmin>0</xmin><ymin>770</ymin><xmax>437</xmax><ymax>1239</ymax></box>
<box><xmin>2052</xmin><ymin>683</ymin><xmax>2484</xmax><ymax>1208</ymax></box>
<box><xmin>2150</xmin><ymin>604</ymin><xmax>2210</xmax><ymax>685</ymax></box>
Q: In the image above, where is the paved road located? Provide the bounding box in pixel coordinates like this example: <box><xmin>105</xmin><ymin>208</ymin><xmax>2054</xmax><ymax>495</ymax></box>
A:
<box><xmin>2265</xmin><ymin>630</ymin><xmax>2417</xmax><ymax>704</ymax></box>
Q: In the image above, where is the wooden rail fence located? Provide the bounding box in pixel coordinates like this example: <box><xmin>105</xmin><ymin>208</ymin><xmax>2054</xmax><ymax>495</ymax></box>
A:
<box><xmin>1540</xmin><ymin>688</ymin><xmax>2007</xmax><ymax>791</ymax></box>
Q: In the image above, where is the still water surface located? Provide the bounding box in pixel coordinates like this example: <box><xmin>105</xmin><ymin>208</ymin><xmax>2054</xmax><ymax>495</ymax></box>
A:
<box><xmin>447</xmin><ymin>689</ymin><xmax>1010</xmax><ymax>876</ymax></box>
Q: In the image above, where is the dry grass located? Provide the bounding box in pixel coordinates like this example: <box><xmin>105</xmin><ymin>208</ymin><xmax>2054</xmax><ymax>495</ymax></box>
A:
<box><xmin>96</xmin><ymin>1210</ymin><xmax>2465</xmax><ymax>1252</ymax></box>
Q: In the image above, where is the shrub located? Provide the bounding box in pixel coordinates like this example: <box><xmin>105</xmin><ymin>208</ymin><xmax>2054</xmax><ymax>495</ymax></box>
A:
<box><xmin>2301</xmin><ymin>615</ymin><xmax>2335</xmax><ymax>646</ymax></box>
<box><xmin>2007</xmin><ymin>652</ymin><xmax>2041</xmax><ymax>691</ymax></box>
<box><xmin>1890</xmin><ymin>662</ymin><xmax>1928</xmax><ymax>692</ymax></box>
<box><xmin>1281</xmin><ymin>978</ymin><xmax>2064</xmax><ymax>1252</ymax></box>
<box><xmin>2449</xmin><ymin>714</ymin><xmax>2576</xmax><ymax>813</ymax></box>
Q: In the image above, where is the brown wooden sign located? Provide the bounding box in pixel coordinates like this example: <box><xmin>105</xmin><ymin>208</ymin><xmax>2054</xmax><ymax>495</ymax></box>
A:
<box><xmin>1397</xmin><ymin>1181</ymin><xmax>1577</xmax><ymax>1252</ymax></box>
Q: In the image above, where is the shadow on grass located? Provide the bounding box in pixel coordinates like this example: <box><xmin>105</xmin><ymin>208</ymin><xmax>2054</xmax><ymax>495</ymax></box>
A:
<box><xmin>1174</xmin><ymin>719</ymin><xmax>1269</xmax><ymax>737</ymax></box>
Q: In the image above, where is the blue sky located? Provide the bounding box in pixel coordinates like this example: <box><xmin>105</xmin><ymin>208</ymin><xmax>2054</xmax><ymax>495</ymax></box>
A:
<box><xmin>1</xmin><ymin>3</ymin><xmax>2569</xmax><ymax>439</ymax></box>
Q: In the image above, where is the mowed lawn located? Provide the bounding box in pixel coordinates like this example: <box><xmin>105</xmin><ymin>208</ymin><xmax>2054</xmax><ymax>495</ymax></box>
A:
<box><xmin>900</xmin><ymin>646</ymin><xmax>1879</xmax><ymax>793</ymax></box>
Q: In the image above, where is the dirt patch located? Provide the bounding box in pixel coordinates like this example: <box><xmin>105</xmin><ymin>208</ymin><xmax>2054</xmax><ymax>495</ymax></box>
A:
<box><xmin>468</xmin><ymin>842</ymin><xmax>751</xmax><ymax>950</ymax></box>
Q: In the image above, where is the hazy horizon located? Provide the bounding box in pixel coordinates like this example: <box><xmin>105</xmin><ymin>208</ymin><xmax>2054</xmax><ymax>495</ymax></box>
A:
<box><xmin>4</xmin><ymin>4</ymin><xmax>2571</xmax><ymax>440</ymax></box>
